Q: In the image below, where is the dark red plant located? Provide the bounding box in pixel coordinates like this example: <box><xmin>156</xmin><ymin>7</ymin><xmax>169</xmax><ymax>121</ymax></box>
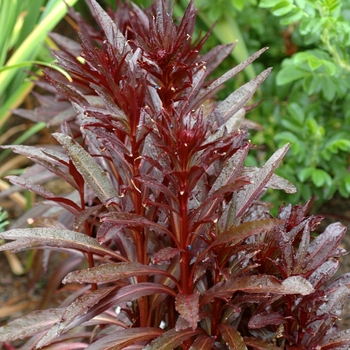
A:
<box><xmin>1</xmin><ymin>0</ymin><xmax>350</xmax><ymax>349</ymax></box>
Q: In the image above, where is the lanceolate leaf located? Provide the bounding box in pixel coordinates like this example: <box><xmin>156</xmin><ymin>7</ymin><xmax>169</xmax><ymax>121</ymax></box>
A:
<box><xmin>208</xmin><ymin>68</ymin><xmax>272</xmax><ymax>127</ymax></box>
<box><xmin>84</xmin><ymin>328</ymin><xmax>164</xmax><ymax>350</ymax></box>
<box><xmin>0</xmin><ymin>228</ymin><xmax>126</xmax><ymax>261</ymax></box>
<box><xmin>6</xmin><ymin>175</ymin><xmax>81</xmax><ymax>213</ymax></box>
<box><xmin>210</xmin><ymin>219</ymin><xmax>283</xmax><ymax>249</ymax></box>
<box><xmin>88</xmin><ymin>0</ymin><xmax>132</xmax><ymax>57</ymax></box>
<box><xmin>243</xmin><ymin>337</ymin><xmax>282</xmax><ymax>350</ymax></box>
<box><xmin>101</xmin><ymin>212</ymin><xmax>176</xmax><ymax>242</ymax></box>
<box><xmin>36</xmin><ymin>287</ymin><xmax>116</xmax><ymax>348</ymax></box>
<box><xmin>175</xmin><ymin>291</ymin><xmax>200</xmax><ymax>331</ymax></box>
<box><xmin>70</xmin><ymin>283</ymin><xmax>177</xmax><ymax>329</ymax></box>
<box><xmin>219</xmin><ymin>324</ymin><xmax>247</xmax><ymax>350</ymax></box>
<box><xmin>319</xmin><ymin>329</ymin><xmax>350</xmax><ymax>349</ymax></box>
<box><xmin>193</xmin><ymin>47</ymin><xmax>269</xmax><ymax>110</ymax></box>
<box><xmin>303</xmin><ymin>222</ymin><xmax>346</xmax><ymax>273</ymax></box>
<box><xmin>143</xmin><ymin>328</ymin><xmax>202</xmax><ymax>350</ymax></box>
<box><xmin>235</xmin><ymin>143</ymin><xmax>290</xmax><ymax>218</ymax></box>
<box><xmin>0</xmin><ymin>308</ymin><xmax>65</xmax><ymax>341</ymax></box>
<box><xmin>63</xmin><ymin>262</ymin><xmax>179</xmax><ymax>286</ymax></box>
<box><xmin>53</xmin><ymin>133</ymin><xmax>119</xmax><ymax>206</ymax></box>
<box><xmin>189</xmin><ymin>334</ymin><xmax>216</xmax><ymax>350</ymax></box>
<box><xmin>201</xmin><ymin>275</ymin><xmax>314</xmax><ymax>305</ymax></box>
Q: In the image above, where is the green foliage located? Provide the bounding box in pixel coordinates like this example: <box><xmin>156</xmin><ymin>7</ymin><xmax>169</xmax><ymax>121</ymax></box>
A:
<box><xmin>0</xmin><ymin>207</ymin><xmax>9</xmax><ymax>232</ymax></box>
<box><xmin>235</xmin><ymin>0</ymin><xmax>350</xmax><ymax>205</ymax></box>
<box><xmin>0</xmin><ymin>0</ymin><xmax>78</xmax><ymax>144</ymax></box>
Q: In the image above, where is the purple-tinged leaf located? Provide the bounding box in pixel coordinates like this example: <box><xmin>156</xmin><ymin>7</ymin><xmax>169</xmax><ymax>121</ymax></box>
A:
<box><xmin>136</xmin><ymin>175</ymin><xmax>179</xmax><ymax>204</ymax></box>
<box><xmin>101</xmin><ymin>212</ymin><xmax>176</xmax><ymax>243</ymax></box>
<box><xmin>319</xmin><ymin>329</ymin><xmax>350</xmax><ymax>349</ymax></box>
<box><xmin>242</xmin><ymin>167</ymin><xmax>297</xmax><ymax>194</ymax></box>
<box><xmin>199</xmin><ymin>43</ymin><xmax>236</xmax><ymax>77</ymax></box>
<box><xmin>63</xmin><ymin>262</ymin><xmax>179</xmax><ymax>286</ymax></box>
<box><xmin>317</xmin><ymin>285</ymin><xmax>350</xmax><ymax>317</ymax></box>
<box><xmin>308</xmin><ymin>260</ymin><xmax>339</xmax><ymax>289</ymax></box>
<box><xmin>70</xmin><ymin>283</ymin><xmax>177</xmax><ymax>329</ymax></box>
<box><xmin>152</xmin><ymin>247</ymin><xmax>183</xmax><ymax>264</ymax></box>
<box><xmin>248</xmin><ymin>311</ymin><xmax>286</xmax><ymax>329</ymax></box>
<box><xmin>243</xmin><ymin>337</ymin><xmax>282</xmax><ymax>350</ymax></box>
<box><xmin>303</xmin><ymin>222</ymin><xmax>346</xmax><ymax>273</ymax></box>
<box><xmin>1</xmin><ymin>145</ymin><xmax>68</xmax><ymax>165</ymax></box>
<box><xmin>208</xmin><ymin>68</ymin><xmax>272</xmax><ymax>128</ymax></box>
<box><xmin>73</xmin><ymin>204</ymin><xmax>104</xmax><ymax>232</ymax></box>
<box><xmin>143</xmin><ymin>328</ymin><xmax>202</xmax><ymax>350</ymax></box>
<box><xmin>36</xmin><ymin>287</ymin><xmax>116</xmax><ymax>348</ymax></box>
<box><xmin>201</xmin><ymin>275</ymin><xmax>313</xmax><ymax>305</ymax></box>
<box><xmin>0</xmin><ymin>308</ymin><xmax>64</xmax><ymax>341</ymax></box>
<box><xmin>5</xmin><ymin>176</ymin><xmax>81</xmax><ymax>213</ymax></box>
<box><xmin>149</xmin><ymin>255</ymin><xmax>181</xmax><ymax>312</ymax></box>
<box><xmin>193</xmin><ymin>47</ymin><xmax>269</xmax><ymax>110</ymax></box>
<box><xmin>219</xmin><ymin>324</ymin><xmax>247</xmax><ymax>350</ymax></box>
<box><xmin>175</xmin><ymin>291</ymin><xmax>200</xmax><ymax>331</ymax></box>
<box><xmin>49</xmin><ymin>32</ymin><xmax>82</xmax><ymax>56</ymax></box>
<box><xmin>88</xmin><ymin>0</ymin><xmax>132</xmax><ymax>57</ymax></box>
<box><xmin>189</xmin><ymin>334</ymin><xmax>216</xmax><ymax>350</ymax></box>
<box><xmin>0</xmin><ymin>228</ymin><xmax>126</xmax><ymax>261</ymax></box>
<box><xmin>53</xmin><ymin>133</ymin><xmax>119</xmax><ymax>206</ymax></box>
<box><xmin>326</xmin><ymin>272</ymin><xmax>350</xmax><ymax>291</ymax></box>
<box><xmin>179</xmin><ymin>65</ymin><xmax>208</xmax><ymax>115</ymax></box>
<box><xmin>210</xmin><ymin>219</ymin><xmax>283</xmax><ymax>249</ymax></box>
<box><xmin>84</xmin><ymin>328</ymin><xmax>163</xmax><ymax>350</ymax></box>
<box><xmin>236</xmin><ymin>143</ymin><xmax>290</xmax><ymax>218</ymax></box>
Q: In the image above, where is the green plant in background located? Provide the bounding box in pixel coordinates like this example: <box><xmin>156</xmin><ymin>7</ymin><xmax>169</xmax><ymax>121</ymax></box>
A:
<box><xmin>249</xmin><ymin>0</ymin><xmax>350</xmax><ymax>206</ymax></box>
<box><xmin>0</xmin><ymin>0</ymin><xmax>78</xmax><ymax>163</ymax></box>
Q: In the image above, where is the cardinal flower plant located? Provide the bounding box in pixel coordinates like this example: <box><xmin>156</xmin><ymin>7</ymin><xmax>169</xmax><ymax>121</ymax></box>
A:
<box><xmin>0</xmin><ymin>0</ymin><xmax>350</xmax><ymax>349</ymax></box>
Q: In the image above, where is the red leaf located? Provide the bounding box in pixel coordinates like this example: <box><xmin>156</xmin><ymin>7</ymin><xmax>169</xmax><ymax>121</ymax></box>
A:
<box><xmin>201</xmin><ymin>275</ymin><xmax>313</xmax><ymax>305</ymax></box>
<box><xmin>143</xmin><ymin>328</ymin><xmax>202</xmax><ymax>350</ymax></box>
<box><xmin>235</xmin><ymin>144</ymin><xmax>290</xmax><ymax>218</ymax></box>
<box><xmin>0</xmin><ymin>308</ymin><xmax>64</xmax><ymax>341</ymax></box>
<box><xmin>83</xmin><ymin>328</ymin><xmax>163</xmax><ymax>350</ymax></box>
<box><xmin>36</xmin><ymin>287</ymin><xmax>116</xmax><ymax>348</ymax></box>
<box><xmin>219</xmin><ymin>324</ymin><xmax>247</xmax><ymax>350</ymax></box>
<box><xmin>243</xmin><ymin>337</ymin><xmax>282</xmax><ymax>350</ymax></box>
<box><xmin>63</xmin><ymin>262</ymin><xmax>179</xmax><ymax>286</ymax></box>
<box><xmin>152</xmin><ymin>247</ymin><xmax>183</xmax><ymax>264</ymax></box>
<box><xmin>248</xmin><ymin>311</ymin><xmax>286</xmax><ymax>329</ymax></box>
<box><xmin>175</xmin><ymin>291</ymin><xmax>200</xmax><ymax>331</ymax></box>
<box><xmin>189</xmin><ymin>334</ymin><xmax>216</xmax><ymax>350</ymax></box>
<box><xmin>0</xmin><ymin>228</ymin><xmax>126</xmax><ymax>261</ymax></box>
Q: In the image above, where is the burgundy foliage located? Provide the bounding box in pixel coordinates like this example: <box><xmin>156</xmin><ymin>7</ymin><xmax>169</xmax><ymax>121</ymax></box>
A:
<box><xmin>0</xmin><ymin>0</ymin><xmax>349</xmax><ymax>349</ymax></box>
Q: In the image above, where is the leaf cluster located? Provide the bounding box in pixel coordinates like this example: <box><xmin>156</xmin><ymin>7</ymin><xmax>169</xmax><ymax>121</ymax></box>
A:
<box><xmin>0</xmin><ymin>0</ymin><xmax>349</xmax><ymax>349</ymax></box>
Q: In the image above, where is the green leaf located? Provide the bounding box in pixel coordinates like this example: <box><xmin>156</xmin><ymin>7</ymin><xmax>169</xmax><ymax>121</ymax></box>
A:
<box><xmin>308</xmin><ymin>57</ymin><xmax>323</xmax><ymax>70</ymax></box>
<box><xmin>298</xmin><ymin>167</ymin><xmax>315</xmax><ymax>182</ymax></box>
<box><xmin>259</xmin><ymin>0</ymin><xmax>282</xmax><ymax>8</ymax></box>
<box><xmin>272</xmin><ymin>1</ymin><xmax>295</xmax><ymax>17</ymax></box>
<box><xmin>321</xmin><ymin>75</ymin><xmax>336</xmax><ymax>101</ymax></box>
<box><xmin>276</xmin><ymin>66</ymin><xmax>307</xmax><ymax>85</ymax></box>
<box><xmin>280</xmin><ymin>7</ymin><xmax>305</xmax><ymax>25</ymax></box>
<box><xmin>311</xmin><ymin>169</ymin><xmax>333</xmax><ymax>187</ymax></box>
<box><xmin>323</xmin><ymin>60</ymin><xmax>337</xmax><ymax>75</ymax></box>
<box><xmin>286</xmin><ymin>102</ymin><xmax>305</xmax><ymax>125</ymax></box>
